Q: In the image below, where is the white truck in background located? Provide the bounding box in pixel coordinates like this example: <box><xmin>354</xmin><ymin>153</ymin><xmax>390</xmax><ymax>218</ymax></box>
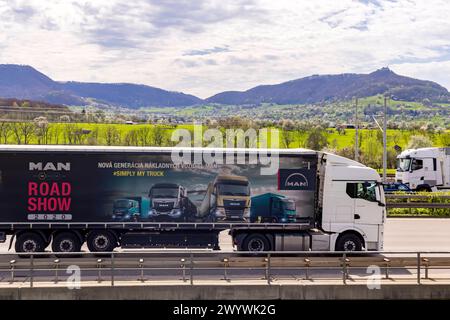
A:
<box><xmin>396</xmin><ymin>147</ymin><xmax>450</xmax><ymax>191</ymax></box>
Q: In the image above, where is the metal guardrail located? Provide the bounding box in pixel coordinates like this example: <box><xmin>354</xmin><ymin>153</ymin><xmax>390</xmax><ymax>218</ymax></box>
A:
<box><xmin>386</xmin><ymin>194</ymin><xmax>450</xmax><ymax>209</ymax></box>
<box><xmin>1</xmin><ymin>251</ymin><xmax>450</xmax><ymax>287</ymax></box>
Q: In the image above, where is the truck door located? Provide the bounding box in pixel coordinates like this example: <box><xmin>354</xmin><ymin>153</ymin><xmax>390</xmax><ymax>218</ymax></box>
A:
<box><xmin>346</xmin><ymin>182</ymin><xmax>382</xmax><ymax>225</ymax></box>
<box><xmin>271</xmin><ymin>198</ymin><xmax>282</xmax><ymax>221</ymax></box>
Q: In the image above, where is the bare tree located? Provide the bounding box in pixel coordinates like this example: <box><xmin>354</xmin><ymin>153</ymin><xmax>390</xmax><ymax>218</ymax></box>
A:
<box><xmin>152</xmin><ymin>126</ymin><xmax>166</xmax><ymax>146</ymax></box>
<box><xmin>0</xmin><ymin>122</ymin><xmax>12</xmax><ymax>144</ymax></box>
<box><xmin>123</xmin><ymin>129</ymin><xmax>139</xmax><ymax>146</ymax></box>
<box><xmin>104</xmin><ymin>126</ymin><xmax>122</xmax><ymax>146</ymax></box>
<box><xmin>137</xmin><ymin>126</ymin><xmax>152</xmax><ymax>146</ymax></box>
<box><xmin>11</xmin><ymin>122</ymin><xmax>35</xmax><ymax>144</ymax></box>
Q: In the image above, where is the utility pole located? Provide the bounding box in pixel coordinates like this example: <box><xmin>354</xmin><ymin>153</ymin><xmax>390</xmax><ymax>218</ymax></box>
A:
<box><xmin>383</xmin><ymin>95</ymin><xmax>388</xmax><ymax>183</ymax></box>
<box><xmin>354</xmin><ymin>97</ymin><xmax>359</xmax><ymax>162</ymax></box>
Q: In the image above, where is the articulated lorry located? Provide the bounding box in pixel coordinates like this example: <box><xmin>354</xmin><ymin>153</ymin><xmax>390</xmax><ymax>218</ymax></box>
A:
<box><xmin>0</xmin><ymin>145</ymin><xmax>386</xmax><ymax>253</ymax></box>
<box><xmin>396</xmin><ymin>147</ymin><xmax>450</xmax><ymax>191</ymax></box>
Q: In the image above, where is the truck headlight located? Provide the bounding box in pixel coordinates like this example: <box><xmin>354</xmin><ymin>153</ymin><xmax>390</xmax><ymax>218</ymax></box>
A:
<box><xmin>214</xmin><ymin>208</ymin><xmax>226</xmax><ymax>217</ymax></box>
<box><xmin>150</xmin><ymin>209</ymin><xmax>158</xmax><ymax>216</ymax></box>
<box><xmin>170</xmin><ymin>209</ymin><xmax>182</xmax><ymax>216</ymax></box>
<box><xmin>243</xmin><ymin>208</ymin><xmax>250</xmax><ymax>218</ymax></box>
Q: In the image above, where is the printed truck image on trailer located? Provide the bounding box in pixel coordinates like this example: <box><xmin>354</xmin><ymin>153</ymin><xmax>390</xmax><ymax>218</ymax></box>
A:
<box><xmin>197</xmin><ymin>175</ymin><xmax>251</xmax><ymax>222</ymax></box>
<box><xmin>148</xmin><ymin>183</ymin><xmax>196</xmax><ymax>221</ymax></box>
<box><xmin>250</xmin><ymin>193</ymin><xmax>296</xmax><ymax>223</ymax></box>
<box><xmin>112</xmin><ymin>197</ymin><xmax>151</xmax><ymax>221</ymax></box>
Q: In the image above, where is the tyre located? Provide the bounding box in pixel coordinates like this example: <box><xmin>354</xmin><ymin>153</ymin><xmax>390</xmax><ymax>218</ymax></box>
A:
<box><xmin>87</xmin><ymin>231</ymin><xmax>117</xmax><ymax>252</ymax></box>
<box><xmin>52</xmin><ymin>232</ymin><xmax>82</xmax><ymax>253</ymax></box>
<box><xmin>242</xmin><ymin>234</ymin><xmax>271</xmax><ymax>252</ymax></box>
<box><xmin>335</xmin><ymin>233</ymin><xmax>363</xmax><ymax>252</ymax></box>
<box><xmin>15</xmin><ymin>232</ymin><xmax>46</xmax><ymax>253</ymax></box>
<box><xmin>416</xmin><ymin>186</ymin><xmax>431</xmax><ymax>192</ymax></box>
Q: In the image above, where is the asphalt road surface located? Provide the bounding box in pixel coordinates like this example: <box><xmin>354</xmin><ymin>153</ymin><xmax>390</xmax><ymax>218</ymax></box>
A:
<box><xmin>384</xmin><ymin>218</ymin><xmax>450</xmax><ymax>252</ymax></box>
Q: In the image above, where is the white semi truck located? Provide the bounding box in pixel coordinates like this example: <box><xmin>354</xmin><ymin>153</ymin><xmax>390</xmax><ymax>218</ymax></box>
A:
<box><xmin>395</xmin><ymin>147</ymin><xmax>450</xmax><ymax>191</ymax></box>
<box><xmin>0</xmin><ymin>145</ymin><xmax>386</xmax><ymax>253</ymax></box>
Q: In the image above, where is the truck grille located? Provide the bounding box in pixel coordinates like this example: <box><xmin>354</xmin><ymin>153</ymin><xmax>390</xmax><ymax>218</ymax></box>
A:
<box><xmin>154</xmin><ymin>202</ymin><xmax>174</xmax><ymax>212</ymax></box>
<box><xmin>225</xmin><ymin>209</ymin><xmax>244</xmax><ymax>220</ymax></box>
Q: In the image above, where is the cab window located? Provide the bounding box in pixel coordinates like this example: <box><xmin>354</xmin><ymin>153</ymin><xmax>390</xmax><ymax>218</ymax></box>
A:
<box><xmin>346</xmin><ymin>182</ymin><xmax>377</xmax><ymax>202</ymax></box>
<box><xmin>411</xmin><ymin>159</ymin><xmax>423</xmax><ymax>171</ymax></box>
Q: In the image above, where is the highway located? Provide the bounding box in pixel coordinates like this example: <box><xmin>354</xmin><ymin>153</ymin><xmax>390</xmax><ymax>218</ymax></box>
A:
<box><xmin>0</xmin><ymin>218</ymin><xmax>448</xmax><ymax>285</ymax></box>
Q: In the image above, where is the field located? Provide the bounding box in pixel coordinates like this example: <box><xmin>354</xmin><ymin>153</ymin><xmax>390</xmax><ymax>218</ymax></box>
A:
<box><xmin>1</xmin><ymin>122</ymin><xmax>448</xmax><ymax>150</ymax></box>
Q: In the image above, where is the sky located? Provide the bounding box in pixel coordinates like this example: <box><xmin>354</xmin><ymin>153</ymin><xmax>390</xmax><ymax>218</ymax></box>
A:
<box><xmin>1</xmin><ymin>0</ymin><xmax>450</xmax><ymax>98</ymax></box>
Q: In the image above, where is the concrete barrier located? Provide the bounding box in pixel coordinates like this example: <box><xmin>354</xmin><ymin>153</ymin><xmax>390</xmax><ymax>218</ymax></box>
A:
<box><xmin>1</xmin><ymin>283</ymin><xmax>450</xmax><ymax>300</ymax></box>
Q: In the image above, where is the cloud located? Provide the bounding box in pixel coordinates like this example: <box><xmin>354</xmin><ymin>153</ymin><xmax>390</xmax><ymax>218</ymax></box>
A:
<box><xmin>183</xmin><ymin>46</ymin><xmax>230</xmax><ymax>56</ymax></box>
<box><xmin>0</xmin><ymin>0</ymin><xmax>449</xmax><ymax>98</ymax></box>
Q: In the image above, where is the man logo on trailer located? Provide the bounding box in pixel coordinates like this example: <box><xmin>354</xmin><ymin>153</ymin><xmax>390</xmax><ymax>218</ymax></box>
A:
<box><xmin>278</xmin><ymin>168</ymin><xmax>315</xmax><ymax>191</ymax></box>
<box><xmin>285</xmin><ymin>173</ymin><xmax>309</xmax><ymax>188</ymax></box>
<box><xmin>29</xmin><ymin>162</ymin><xmax>71</xmax><ymax>171</ymax></box>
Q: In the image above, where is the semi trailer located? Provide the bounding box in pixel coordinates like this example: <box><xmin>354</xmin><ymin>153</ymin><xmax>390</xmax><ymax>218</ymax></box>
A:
<box><xmin>0</xmin><ymin>145</ymin><xmax>386</xmax><ymax>253</ymax></box>
<box><xmin>396</xmin><ymin>147</ymin><xmax>450</xmax><ymax>191</ymax></box>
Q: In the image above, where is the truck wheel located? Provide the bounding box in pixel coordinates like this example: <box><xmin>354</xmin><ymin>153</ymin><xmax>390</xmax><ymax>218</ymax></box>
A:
<box><xmin>335</xmin><ymin>234</ymin><xmax>363</xmax><ymax>252</ymax></box>
<box><xmin>15</xmin><ymin>232</ymin><xmax>46</xmax><ymax>253</ymax></box>
<box><xmin>52</xmin><ymin>232</ymin><xmax>82</xmax><ymax>253</ymax></box>
<box><xmin>242</xmin><ymin>234</ymin><xmax>271</xmax><ymax>252</ymax></box>
<box><xmin>87</xmin><ymin>231</ymin><xmax>116</xmax><ymax>252</ymax></box>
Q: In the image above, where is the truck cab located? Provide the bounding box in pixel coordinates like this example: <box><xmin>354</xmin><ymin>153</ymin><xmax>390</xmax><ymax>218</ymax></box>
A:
<box><xmin>395</xmin><ymin>147</ymin><xmax>450</xmax><ymax>191</ymax></box>
<box><xmin>319</xmin><ymin>153</ymin><xmax>386</xmax><ymax>251</ymax></box>
<box><xmin>199</xmin><ymin>175</ymin><xmax>251</xmax><ymax>221</ymax></box>
<box><xmin>148</xmin><ymin>183</ymin><xmax>187</xmax><ymax>220</ymax></box>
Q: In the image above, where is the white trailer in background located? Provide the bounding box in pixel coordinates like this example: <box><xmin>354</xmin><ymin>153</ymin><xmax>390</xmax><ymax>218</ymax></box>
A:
<box><xmin>395</xmin><ymin>147</ymin><xmax>450</xmax><ymax>191</ymax></box>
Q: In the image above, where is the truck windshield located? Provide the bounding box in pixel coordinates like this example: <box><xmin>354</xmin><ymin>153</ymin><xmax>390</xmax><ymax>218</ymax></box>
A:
<box><xmin>114</xmin><ymin>200</ymin><xmax>131</xmax><ymax>208</ymax></box>
<box><xmin>150</xmin><ymin>188</ymin><xmax>179</xmax><ymax>198</ymax></box>
<box><xmin>282</xmin><ymin>200</ymin><xmax>296</xmax><ymax>211</ymax></box>
<box><xmin>397</xmin><ymin>158</ymin><xmax>411</xmax><ymax>172</ymax></box>
<box><xmin>217</xmin><ymin>184</ymin><xmax>250</xmax><ymax>196</ymax></box>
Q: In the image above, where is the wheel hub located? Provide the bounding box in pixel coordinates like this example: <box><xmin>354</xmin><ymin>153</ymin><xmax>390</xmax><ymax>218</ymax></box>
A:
<box><xmin>248</xmin><ymin>239</ymin><xmax>264</xmax><ymax>251</ymax></box>
<box><xmin>344</xmin><ymin>240</ymin><xmax>356</xmax><ymax>251</ymax></box>
<box><xmin>94</xmin><ymin>235</ymin><xmax>109</xmax><ymax>250</ymax></box>
<box><xmin>23</xmin><ymin>240</ymin><xmax>37</xmax><ymax>252</ymax></box>
<box><xmin>59</xmin><ymin>239</ymin><xmax>74</xmax><ymax>252</ymax></box>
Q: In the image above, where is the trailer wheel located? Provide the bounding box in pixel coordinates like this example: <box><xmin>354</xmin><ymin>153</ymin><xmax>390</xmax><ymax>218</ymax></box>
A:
<box><xmin>87</xmin><ymin>231</ymin><xmax>116</xmax><ymax>252</ymax></box>
<box><xmin>335</xmin><ymin>233</ymin><xmax>363</xmax><ymax>252</ymax></box>
<box><xmin>242</xmin><ymin>234</ymin><xmax>271</xmax><ymax>252</ymax></box>
<box><xmin>15</xmin><ymin>232</ymin><xmax>46</xmax><ymax>253</ymax></box>
<box><xmin>52</xmin><ymin>232</ymin><xmax>82</xmax><ymax>253</ymax></box>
